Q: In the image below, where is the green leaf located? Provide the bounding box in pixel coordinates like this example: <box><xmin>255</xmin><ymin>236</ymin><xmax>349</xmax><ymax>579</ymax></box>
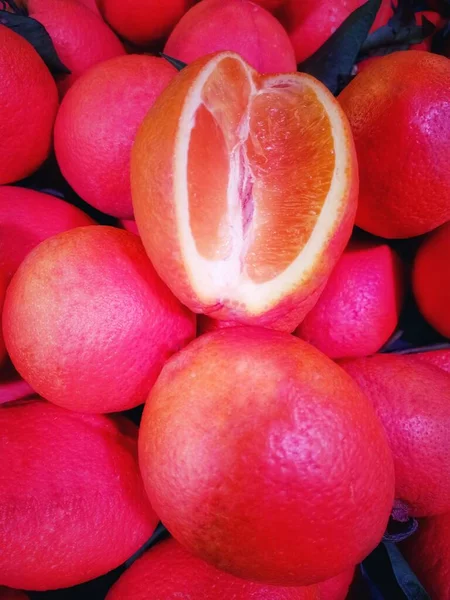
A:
<box><xmin>0</xmin><ymin>10</ymin><xmax>70</xmax><ymax>75</ymax></box>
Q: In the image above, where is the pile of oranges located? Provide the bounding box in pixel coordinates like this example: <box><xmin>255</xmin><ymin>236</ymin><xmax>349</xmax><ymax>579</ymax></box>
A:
<box><xmin>1</xmin><ymin>1</ymin><xmax>450</xmax><ymax>599</ymax></box>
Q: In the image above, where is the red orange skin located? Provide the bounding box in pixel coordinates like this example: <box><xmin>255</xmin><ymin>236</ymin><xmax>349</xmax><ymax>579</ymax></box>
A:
<box><xmin>319</xmin><ymin>569</ymin><xmax>355</xmax><ymax>600</ymax></box>
<box><xmin>402</xmin><ymin>512</ymin><xmax>450</xmax><ymax>600</ymax></box>
<box><xmin>120</xmin><ymin>219</ymin><xmax>139</xmax><ymax>236</ymax></box>
<box><xmin>296</xmin><ymin>240</ymin><xmax>404</xmax><ymax>359</ymax></box>
<box><xmin>252</xmin><ymin>0</ymin><xmax>285</xmax><ymax>10</ymax></box>
<box><xmin>139</xmin><ymin>328</ymin><xmax>394</xmax><ymax>586</ymax></box>
<box><xmin>98</xmin><ymin>0</ymin><xmax>193</xmax><ymax>45</ymax></box>
<box><xmin>0</xmin><ymin>399</ymin><xmax>158</xmax><ymax>591</ymax></box>
<box><xmin>413</xmin><ymin>222</ymin><xmax>450</xmax><ymax>338</ymax></box>
<box><xmin>164</xmin><ymin>0</ymin><xmax>297</xmax><ymax>74</ymax></box>
<box><xmin>0</xmin><ymin>272</ymin><xmax>7</xmax><ymax>364</ymax></box>
<box><xmin>412</xmin><ymin>349</ymin><xmax>450</xmax><ymax>374</ymax></box>
<box><xmin>280</xmin><ymin>0</ymin><xmax>393</xmax><ymax>63</ymax></box>
<box><xmin>106</xmin><ymin>538</ymin><xmax>320</xmax><ymax>600</ymax></box>
<box><xmin>3</xmin><ymin>227</ymin><xmax>196</xmax><ymax>413</ymax></box>
<box><xmin>132</xmin><ymin>54</ymin><xmax>358</xmax><ymax>331</ymax></box>
<box><xmin>341</xmin><ymin>354</ymin><xmax>450</xmax><ymax>517</ymax></box>
<box><xmin>0</xmin><ymin>26</ymin><xmax>58</xmax><ymax>185</ymax></box>
<box><xmin>339</xmin><ymin>51</ymin><xmax>450</xmax><ymax>238</ymax></box>
<box><xmin>28</xmin><ymin>0</ymin><xmax>125</xmax><ymax>98</ymax></box>
<box><xmin>55</xmin><ymin>55</ymin><xmax>177</xmax><ymax>218</ymax></box>
<box><xmin>0</xmin><ymin>589</ymin><xmax>29</xmax><ymax>600</ymax></box>
<box><xmin>0</xmin><ymin>187</ymin><xmax>94</xmax><ymax>281</ymax></box>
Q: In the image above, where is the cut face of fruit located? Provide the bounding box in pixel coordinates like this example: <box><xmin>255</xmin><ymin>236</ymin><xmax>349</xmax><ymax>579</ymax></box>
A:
<box><xmin>132</xmin><ymin>52</ymin><xmax>357</xmax><ymax>329</ymax></box>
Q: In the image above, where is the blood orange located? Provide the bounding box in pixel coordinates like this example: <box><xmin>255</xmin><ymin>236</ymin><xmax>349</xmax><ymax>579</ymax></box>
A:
<box><xmin>412</xmin><ymin>349</ymin><xmax>450</xmax><ymax>374</ymax></box>
<box><xmin>106</xmin><ymin>538</ymin><xmax>320</xmax><ymax>599</ymax></box>
<box><xmin>0</xmin><ymin>26</ymin><xmax>58</xmax><ymax>184</ymax></box>
<box><xmin>339</xmin><ymin>51</ymin><xmax>450</xmax><ymax>238</ymax></box>
<box><xmin>280</xmin><ymin>0</ymin><xmax>393</xmax><ymax>64</ymax></box>
<box><xmin>3</xmin><ymin>227</ymin><xmax>196</xmax><ymax>413</ymax></box>
<box><xmin>164</xmin><ymin>0</ymin><xmax>296</xmax><ymax>74</ymax></box>
<box><xmin>27</xmin><ymin>0</ymin><xmax>125</xmax><ymax>97</ymax></box>
<box><xmin>55</xmin><ymin>55</ymin><xmax>177</xmax><ymax>218</ymax></box>
<box><xmin>132</xmin><ymin>52</ymin><xmax>358</xmax><ymax>330</ymax></box>
<box><xmin>0</xmin><ymin>186</ymin><xmax>94</xmax><ymax>281</ymax></box>
<box><xmin>413</xmin><ymin>221</ymin><xmax>450</xmax><ymax>338</ymax></box>
<box><xmin>139</xmin><ymin>327</ymin><xmax>394</xmax><ymax>586</ymax></box>
<box><xmin>296</xmin><ymin>239</ymin><xmax>404</xmax><ymax>359</ymax></box>
<box><xmin>0</xmin><ymin>399</ymin><xmax>158</xmax><ymax>590</ymax></box>
<box><xmin>341</xmin><ymin>354</ymin><xmax>450</xmax><ymax>517</ymax></box>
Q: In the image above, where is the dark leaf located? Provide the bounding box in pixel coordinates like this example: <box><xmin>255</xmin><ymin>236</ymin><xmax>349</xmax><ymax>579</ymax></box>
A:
<box><xmin>0</xmin><ymin>10</ymin><xmax>70</xmax><ymax>75</ymax></box>
<box><xmin>297</xmin><ymin>0</ymin><xmax>382</xmax><ymax>95</ymax></box>
<box><xmin>359</xmin><ymin>15</ymin><xmax>436</xmax><ymax>59</ymax></box>
<box><xmin>363</xmin><ymin>542</ymin><xmax>430</xmax><ymax>599</ymax></box>
<box><xmin>384</xmin><ymin>542</ymin><xmax>430</xmax><ymax>599</ymax></box>
<box><xmin>160</xmin><ymin>52</ymin><xmax>187</xmax><ymax>71</ymax></box>
<box><xmin>393</xmin><ymin>341</ymin><xmax>450</xmax><ymax>355</ymax></box>
<box><xmin>431</xmin><ymin>19</ymin><xmax>450</xmax><ymax>55</ymax></box>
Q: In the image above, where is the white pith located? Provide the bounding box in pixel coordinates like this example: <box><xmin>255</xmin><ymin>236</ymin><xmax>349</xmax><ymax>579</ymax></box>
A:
<box><xmin>174</xmin><ymin>52</ymin><xmax>350</xmax><ymax>315</ymax></box>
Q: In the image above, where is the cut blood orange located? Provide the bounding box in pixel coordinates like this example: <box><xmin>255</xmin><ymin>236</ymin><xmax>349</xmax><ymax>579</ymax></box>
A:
<box><xmin>132</xmin><ymin>52</ymin><xmax>358</xmax><ymax>330</ymax></box>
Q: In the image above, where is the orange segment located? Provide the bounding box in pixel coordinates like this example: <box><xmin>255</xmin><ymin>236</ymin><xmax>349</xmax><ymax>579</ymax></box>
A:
<box><xmin>245</xmin><ymin>84</ymin><xmax>335</xmax><ymax>283</ymax></box>
<box><xmin>188</xmin><ymin>104</ymin><xmax>230</xmax><ymax>260</ymax></box>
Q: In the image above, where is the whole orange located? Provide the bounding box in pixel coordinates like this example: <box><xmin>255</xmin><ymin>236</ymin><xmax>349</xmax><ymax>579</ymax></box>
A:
<box><xmin>106</xmin><ymin>538</ymin><xmax>320</xmax><ymax>599</ymax></box>
<box><xmin>339</xmin><ymin>51</ymin><xmax>450</xmax><ymax>238</ymax></box>
<box><xmin>55</xmin><ymin>55</ymin><xmax>176</xmax><ymax>218</ymax></box>
<box><xmin>295</xmin><ymin>240</ymin><xmax>404</xmax><ymax>359</ymax></box>
<box><xmin>139</xmin><ymin>327</ymin><xmax>394</xmax><ymax>586</ymax></box>
<box><xmin>0</xmin><ymin>399</ymin><xmax>158</xmax><ymax>590</ymax></box>
<box><xmin>27</xmin><ymin>0</ymin><xmax>125</xmax><ymax>97</ymax></box>
<box><xmin>0</xmin><ymin>26</ymin><xmax>58</xmax><ymax>184</ymax></box>
<box><xmin>402</xmin><ymin>512</ymin><xmax>450</xmax><ymax>599</ymax></box>
<box><xmin>413</xmin><ymin>221</ymin><xmax>450</xmax><ymax>338</ymax></box>
<box><xmin>0</xmin><ymin>186</ymin><xmax>94</xmax><ymax>281</ymax></box>
<box><xmin>98</xmin><ymin>0</ymin><xmax>193</xmax><ymax>45</ymax></box>
<box><xmin>164</xmin><ymin>0</ymin><xmax>297</xmax><ymax>74</ymax></box>
<box><xmin>280</xmin><ymin>0</ymin><xmax>393</xmax><ymax>63</ymax></box>
<box><xmin>3</xmin><ymin>227</ymin><xmax>196</xmax><ymax>413</ymax></box>
<box><xmin>341</xmin><ymin>354</ymin><xmax>450</xmax><ymax>517</ymax></box>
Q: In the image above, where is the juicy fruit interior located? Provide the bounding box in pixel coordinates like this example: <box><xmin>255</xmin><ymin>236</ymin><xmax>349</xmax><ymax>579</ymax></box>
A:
<box><xmin>185</xmin><ymin>57</ymin><xmax>336</xmax><ymax>288</ymax></box>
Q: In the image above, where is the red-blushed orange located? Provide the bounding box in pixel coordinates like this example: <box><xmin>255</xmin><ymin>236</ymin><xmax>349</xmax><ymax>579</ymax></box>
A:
<box><xmin>295</xmin><ymin>240</ymin><xmax>404</xmax><ymax>359</ymax></box>
<box><xmin>319</xmin><ymin>568</ymin><xmax>355</xmax><ymax>600</ymax></box>
<box><xmin>0</xmin><ymin>26</ymin><xmax>58</xmax><ymax>184</ymax></box>
<box><xmin>139</xmin><ymin>327</ymin><xmax>394</xmax><ymax>586</ymax></box>
<box><xmin>3</xmin><ymin>227</ymin><xmax>196</xmax><ymax>413</ymax></box>
<box><xmin>27</xmin><ymin>0</ymin><xmax>125</xmax><ymax>97</ymax></box>
<box><xmin>339</xmin><ymin>51</ymin><xmax>450</xmax><ymax>238</ymax></box>
<box><xmin>55</xmin><ymin>55</ymin><xmax>177</xmax><ymax>218</ymax></box>
<box><xmin>413</xmin><ymin>221</ymin><xmax>450</xmax><ymax>338</ymax></box>
<box><xmin>106</xmin><ymin>538</ymin><xmax>320</xmax><ymax>600</ymax></box>
<box><xmin>131</xmin><ymin>51</ymin><xmax>358</xmax><ymax>330</ymax></box>
<box><xmin>98</xmin><ymin>0</ymin><xmax>194</xmax><ymax>45</ymax></box>
<box><xmin>412</xmin><ymin>349</ymin><xmax>450</xmax><ymax>374</ymax></box>
<box><xmin>280</xmin><ymin>0</ymin><xmax>393</xmax><ymax>63</ymax></box>
<box><xmin>341</xmin><ymin>354</ymin><xmax>450</xmax><ymax>517</ymax></box>
<box><xmin>0</xmin><ymin>186</ymin><xmax>94</xmax><ymax>281</ymax></box>
<box><xmin>402</xmin><ymin>512</ymin><xmax>450</xmax><ymax>599</ymax></box>
<box><xmin>164</xmin><ymin>0</ymin><xmax>296</xmax><ymax>74</ymax></box>
<box><xmin>0</xmin><ymin>398</ymin><xmax>159</xmax><ymax>590</ymax></box>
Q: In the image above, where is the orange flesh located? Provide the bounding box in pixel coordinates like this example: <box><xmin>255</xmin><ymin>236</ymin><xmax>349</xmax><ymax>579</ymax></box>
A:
<box><xmin>187</xmin><ymin>59</ymin><xmax>335</xmax><ymax>283</ymax></box>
